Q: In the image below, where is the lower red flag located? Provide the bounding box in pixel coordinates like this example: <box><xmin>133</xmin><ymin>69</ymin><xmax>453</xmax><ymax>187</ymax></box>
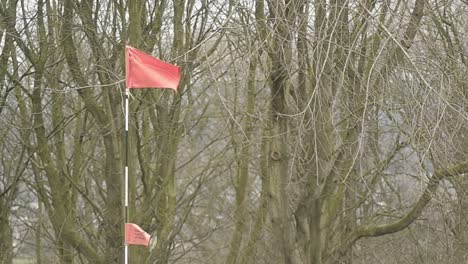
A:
<box><xmin>125</xmin><ymin>223</ymin><xmax>151</xmax><ymax>247</ymax></box>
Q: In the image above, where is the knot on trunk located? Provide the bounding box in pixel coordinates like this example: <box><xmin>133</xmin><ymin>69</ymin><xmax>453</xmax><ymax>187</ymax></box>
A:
<box><xmin>270</xmin><ymin>150</ymin><xmax>282</xmax><ymax>161</ymax></box>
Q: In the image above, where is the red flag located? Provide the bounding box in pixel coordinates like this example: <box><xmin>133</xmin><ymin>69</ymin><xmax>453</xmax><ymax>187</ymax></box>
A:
<box><xmin>125</xmin><ymin>223</ymin><xmax>151</xmax><ymax>247</ymax></box>
<box><xmin>125</xmin><ymin>46</ymin><xmax>181</xmax><ymax>91</ymax></box>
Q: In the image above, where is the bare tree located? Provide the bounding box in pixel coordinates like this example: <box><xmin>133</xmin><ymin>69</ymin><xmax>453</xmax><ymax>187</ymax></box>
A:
<box><xmin>2</xmin><ymin>0</ymin><xmax>468</xmax><ymax>264</ymax></box>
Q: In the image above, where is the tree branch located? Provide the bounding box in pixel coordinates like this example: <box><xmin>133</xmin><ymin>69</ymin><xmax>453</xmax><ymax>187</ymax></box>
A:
<box><xmin>355</xmin><ymin>160</ymin><xmax>468</xmax><ymax>239</ymax></box>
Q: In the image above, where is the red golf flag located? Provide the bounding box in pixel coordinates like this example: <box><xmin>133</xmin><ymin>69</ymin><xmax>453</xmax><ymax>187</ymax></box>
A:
<box><xmin>125</xmin><ymin>223</ymin><xmax>151</xmax><ymax>247</ymax></box>
<box><xmin>125</xmin><ymin>46</ymin><xmax>181</xmax><ymax>91</ymax></box>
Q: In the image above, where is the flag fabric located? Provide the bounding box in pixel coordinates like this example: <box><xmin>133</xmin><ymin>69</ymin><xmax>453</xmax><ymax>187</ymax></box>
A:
<box><xmin>125</xmin><ymin>223</ymin><xmax>151</xmax><ymax>247</ymax></box>
<box><xmin>125</xmin><ymin>45</ymin><xmax>181</xmax><ymax>91</ymax></box>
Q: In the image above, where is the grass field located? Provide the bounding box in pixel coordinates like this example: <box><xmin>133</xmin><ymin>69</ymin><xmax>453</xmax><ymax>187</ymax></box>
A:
<box><xmin>13</xmin><ymin>259</ymin><xmax>35</xmax><ymax>264</ymax></box>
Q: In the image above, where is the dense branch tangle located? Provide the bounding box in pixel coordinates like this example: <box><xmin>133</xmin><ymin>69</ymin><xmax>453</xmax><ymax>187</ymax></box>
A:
<box><xmin>1</xmin><ymin>0</ymin><xmax>468</xmax><ymax>264</ymax></box>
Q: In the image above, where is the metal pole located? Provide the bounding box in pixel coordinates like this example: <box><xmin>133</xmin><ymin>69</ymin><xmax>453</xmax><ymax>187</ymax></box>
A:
<box><xmin>124</xmin><ymin>88</ymin><xmax>129</xmax><ymax>264</ymax></box>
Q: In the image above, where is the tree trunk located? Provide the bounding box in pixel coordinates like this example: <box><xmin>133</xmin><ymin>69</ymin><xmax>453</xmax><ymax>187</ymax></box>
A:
<box><xmin>0</xmin><ymin>203</ymin><xmax>13</xmax><ymax>264</ymax></box>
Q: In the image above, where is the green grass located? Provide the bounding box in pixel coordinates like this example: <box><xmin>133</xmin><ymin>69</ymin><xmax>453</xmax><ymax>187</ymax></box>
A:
<box><xmin>13</xmin><ymin>258</ymin><xmax>35</xmax><ymax>264</ymax></box>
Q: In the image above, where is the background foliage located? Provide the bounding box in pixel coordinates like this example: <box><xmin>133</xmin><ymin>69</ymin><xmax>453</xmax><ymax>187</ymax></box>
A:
<box><xmin>1</xmin><ymin>0</ymin><xmax>468</xmax><ymax>263</ymax></box>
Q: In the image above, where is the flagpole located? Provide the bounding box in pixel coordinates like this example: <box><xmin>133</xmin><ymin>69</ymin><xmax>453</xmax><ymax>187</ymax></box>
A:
<box><xmin>124</xmin><ymin>45</ymin><xmax>180</xmax><ymax>263</ymax></box>
<box><xmin>124</xmin><ymin>88</ymin><xmax>129</xmax><ymax>264</ymax></box>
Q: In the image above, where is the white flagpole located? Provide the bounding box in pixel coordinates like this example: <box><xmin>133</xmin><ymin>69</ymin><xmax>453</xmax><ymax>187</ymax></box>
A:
<box><xmin>124</xmin><ymin>88</ymin><xmax>129</xmax><ymax>264</ymax></box>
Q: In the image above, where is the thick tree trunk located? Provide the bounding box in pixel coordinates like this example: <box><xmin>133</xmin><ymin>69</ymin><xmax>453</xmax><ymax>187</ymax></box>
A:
<box><xmin>226</xmin><ymin>53</ymin><xmax>257</xmax><ymax>264</ymax></box>
<box><xmin>0</xmin><ymin>205</ymin><xmax>13</xmax><ymax>264</ymax></box>
<box><xmin>452</xmin><ymin>178</ymin><xmax>468</xmax><ymax>263</ymax></box>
